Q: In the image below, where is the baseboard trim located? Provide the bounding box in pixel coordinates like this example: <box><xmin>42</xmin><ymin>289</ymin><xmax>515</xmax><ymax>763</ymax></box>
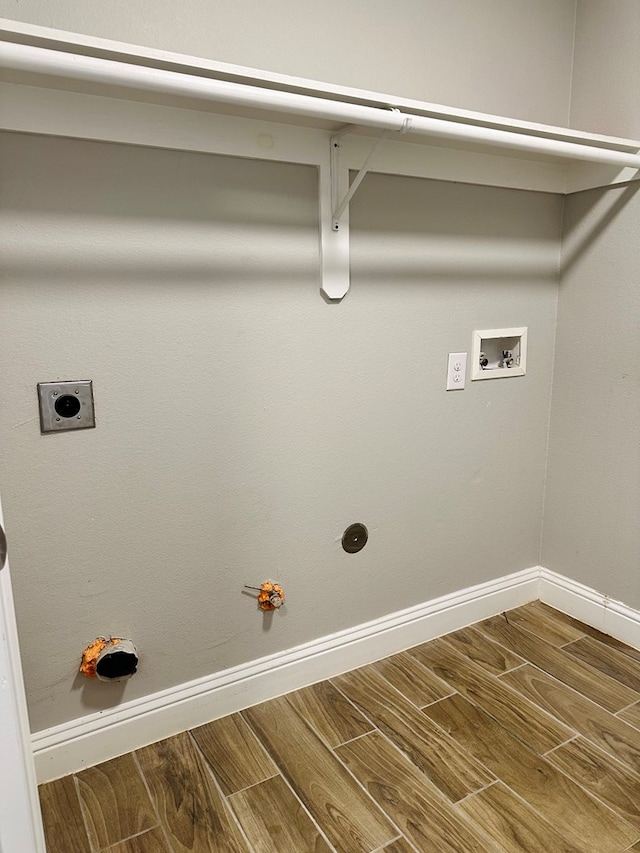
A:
<box><xmin>539</xmin><ymin>567</ymin><xmax>640</xmax><ymax>651</ymax></box>
<box><xmin>33</xmin><ymin>564</ymin><xmax>640</xmax><ymax>784</ymax></box>
<box><xmin>32</xmin><ymin>565</ymin><xmax>540</xmax><ymax>783</ymax></box>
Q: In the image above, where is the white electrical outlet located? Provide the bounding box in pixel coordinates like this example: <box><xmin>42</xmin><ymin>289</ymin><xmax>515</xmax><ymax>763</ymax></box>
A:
<box><xmin>446</xmin><ymin>352</ymin><xmax>467</xmax><ymax>390</ymax></box>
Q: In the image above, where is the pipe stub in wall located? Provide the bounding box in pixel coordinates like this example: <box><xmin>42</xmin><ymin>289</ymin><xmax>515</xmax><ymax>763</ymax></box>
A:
<box><xmin>80</xmin><ymin>637</ymin><xmax>138</xmax><ymax>682</ymax></box>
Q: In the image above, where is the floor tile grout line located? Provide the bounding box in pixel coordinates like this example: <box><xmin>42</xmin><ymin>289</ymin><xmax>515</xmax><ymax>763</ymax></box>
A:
<box><xmin>487</xmin><ymin>775</ymin><xmax>601</xmax><ymax>851</ymax></box>
<box><xmin>438</xmin><ymin>628</ymin><xmax>528</xmax><ymax>676</ymax></box>
<box><xmin>278</xmin><ymin>686</ymin><xmax>409</xmax><ymax>850</ymax></box>
<box><xmin>223</xmin><ymin>768</ymin><xmax>334</xmax><ymax>852</ymax></box>
<box><xmin>495</xmin><ymin>661</ymin><xmax>583</xmax><ymax>741</ymax></box>
<box><xmin>99</xmin><ymin>824</ymin><xmax>162</xmax><ymax>852</ymax></box>
<box><xmin>234</xmin><ymin>710</ymin><xmax>340</xmax><ymax>853</ymax></box>
<box><xmin>195</xmin><ymin>707</ymin><xmax>282</xmax><ymax>788</ymax></box>
<box><xmin>473</xmin><ymin>619</ymin><xmax>635</xmax><ymax>720</ymax></box>
<box><xmin>535</xmin><ymin>605</ymin><xmax>640</xmax><ymax>662</ymax></box>
<box><xmin>419</xmin><ymin>671</ymin><xmax>616</xmax><ymax>807</ymax></box>
<box><xmin>417</xmin><ymin>634</ymin><xmax>578</xmax><ymax>754</ymax></box>
<box><xmin>409</xmin><ymin>633</ymin><xmax>567</xmax><ymax>784</ymax></box>
<box><xmin>541</xmin><ymin>733</ymin><xmax>580</xmax><ymax>756</ymax></box>
<box><xmin>548</xmin><ymin>731</ymin><xmax>640</xmax><ymax>785</ymax></box>
<box><xmin>505</xmin><ymin>667</ymin><xmax>637</xmax><ymax>828</ymax></box>
<box><xmin>190</xmin><ymin>708</ymin><xmax>333</xmax><ymax>848</ymax></box>
<box><xmin>504</xmin><ymin>658</ymin><xmax>640</xmax><ymax>746</ymax></box>
<box><xmin>73</xmin><ymin>773</ymin><xmax>98</xmax><ymax>853</ymax></box>
<box><xmin>334</xmin><ymin>658</ymin><xmax>460</xmax><ymax>729</ymax></box>
<box><xmin>558</xmin><ymin>637</ymin><xmax>586</xmax><ymax>648</ymax></box>
<box><xmin>616</xmin><ymin>697</ymin><xmax>640</xmax><ymax>715</ymax></box>
<box><xmin>540</xmin><ymin>750</ymin><xmax>640</xmax><ymax>842</ymax></box>
<box><xmin>425</xmin><ymin>688</ymin><xmax>640</xmax><ymax>852</ymax></box>
<box><xmin>479</xmin><ymin>617</ymin><xmax>640</xmax><ymax>714</ymax></box>
<box><xmin>502</xmin><ymin>603</ymin><xmax>588</xmax><ymax>647</ymax></box>
<box><xmin>454</xmin><ymin>778</ymin><xmax>500</xmax><ymax>806</ymax></box>
<box><xmin>335</xmin><ymin>719</ymin><xmax>499</xmax><ymax>852</ymax></box>
<box><xmin>332</xmin><ymin>727</ymin><xmax>377</xmax><ymax>749</ymax></box>
<box><xmin>500</xmin><ymin>661</ymin><xmax>529</xmax><ymax>674</ymax></box>
<box><xmin>372</xmin><ymin>650</ymin><xmax>456</xmax><ymax>710</ymax></box>
<box><xmin>417</xmin><ymin>689</ymin><xmax>456</xmax><ymax>711</ymax></box>
<box><xmin>502</xmin><ymin>663</ymin><xmax>640</xmax><ymax>792</ymax></box>
<box><xmin>223</xmin><ymin>771</ymin><xmax>280</xmax><ymax>798</ymax></box>
<box><xmin>369</xmin><ymin>835</ymin><xmax>402</xmax><ymax>853</ymax></box>
<box><xmin>287</xmin><ymin>678</ymin><xmax>377</xmax><ymax>745</ymax></box>
<box><xmin>561</xmin><ymin>631</ymin><xmax>640</xmax><ymax>662</ymax></box>
<box><xmin>377</xmin><ymin>837</ymin><xmax>421</xmax><ymax>853</ymax></box>
<box><xmin>186</xmin><ymin>730</ymin><xmax>257</xmax><ymax>853</ymax></box>
<box><xmin>408</xmin><ymin>697</ymin><xmax>500</xmax><ymax>794</ymax></box>
<box><xmin>131</xmin><ymin>750</ymin><xmax>177</xmax><ymax>853</ymax></box>
<box><xmin>559</xmin><ymin>643</ymin><xmax>640</xmax><ymax>698</ymax></box>
<box><xmin>618</xmin><ymin>714</ymin><xmax>640</xmax><ymax>733</ymax></box>
<box><xmin>449</xmin><ymin>785</ymin><xmax>519</xmax><ymax>852</ymax></box>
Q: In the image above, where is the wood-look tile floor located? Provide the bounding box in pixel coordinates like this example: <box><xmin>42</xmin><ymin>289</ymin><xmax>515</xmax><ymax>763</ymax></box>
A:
<box><xmin>39</xmin><ymin>602</ymin><xmax>640</xmax><ymax>852</ymax></box>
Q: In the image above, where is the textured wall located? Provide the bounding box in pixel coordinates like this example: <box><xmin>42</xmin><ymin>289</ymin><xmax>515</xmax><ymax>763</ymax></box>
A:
<box><xmin>542</xmin><ymin>2</ymin><xmax>640</xmax><ymax>609</ymax></box>
<box><xmin>0</xmin><ymin>0</ymin><xmax>576</xmax><ymax>125</ymax></box>
<box><xmin>570</xmin><ymin>0</ymin><xmax>640</xmax><ymax>138</ymax></box>
<box><xmin>0</xmin><ymin>132</ymin><xmax>561</xmax><ymax>730</ymax></box>
<box><xmin>542</xmin><ymin>183</ymin><xmax>640</xmax><ymax>608</ymax></box>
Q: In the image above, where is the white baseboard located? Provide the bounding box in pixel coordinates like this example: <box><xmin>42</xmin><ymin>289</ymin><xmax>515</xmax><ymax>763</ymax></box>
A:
<box><xmin>539</xmin><ymin>567</ymin><xmax>640</xmax><ymax>651</ymax></box>
<box><xmin>32</xmin><ymin>564</ymin><xmax>640</xmax><ymax>784</ymax></box>
<box><xmin>32</xmin><ymin>566</ymin><xmax>540</xmax><ymax>783</ymax></box>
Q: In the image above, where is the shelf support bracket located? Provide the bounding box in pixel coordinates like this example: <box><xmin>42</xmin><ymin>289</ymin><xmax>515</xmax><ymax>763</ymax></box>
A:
<box><xmin>320</xmin><ymin>111</ymin><xmax>408</xmax><ymax>300</ymax></box>
<box><xmin>318</xmin><ymin>147</ymin><xmax>350</xmax><ymax>301</ymax></box>
<box><xmin>331</xmin><ymin>128</ymin><xmax>391</xmax><ymax>230</ymax></box>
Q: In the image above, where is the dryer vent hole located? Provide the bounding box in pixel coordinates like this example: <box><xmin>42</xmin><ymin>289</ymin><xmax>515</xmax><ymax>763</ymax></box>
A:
<box><xmin>96</xmin><ymin>650</ymin><xmax>138</xmax><ymax>680</ymax></box>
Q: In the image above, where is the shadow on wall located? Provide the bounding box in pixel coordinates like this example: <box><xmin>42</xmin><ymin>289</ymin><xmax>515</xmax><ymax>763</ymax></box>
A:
<box><xmin>72</xmin><ymin>670</ymin><xmax>128</xmax><ymax>712</ymax></box>
<box><xmin>0</xmin><ymin>132</ymin><xmax>563</xmax><ymax>288</ymax></box>
<box><xmin>560</xmin><ymin>180</ymin><xmax>640</xmax><ymax>276</ymax></box>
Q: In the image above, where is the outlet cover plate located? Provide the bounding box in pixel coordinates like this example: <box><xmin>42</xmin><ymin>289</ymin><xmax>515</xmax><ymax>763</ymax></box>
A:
<box><xmin>37</xmin><ymin>380</ymin><xmax>95</xmax><ymax>433</ymax></box>
<box><xmin>446</xmin><ymin>352</ymin><xmax>467</xmax><ymax>390</ymax></box>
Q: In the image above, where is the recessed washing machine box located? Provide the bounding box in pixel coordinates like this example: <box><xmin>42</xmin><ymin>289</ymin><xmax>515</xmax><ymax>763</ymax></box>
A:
<box><xmin>471</xmin><ymin>328</ymin><xmax>527</xmax><ymax>381</ymax></box>
<box><xmin>37</xmin><ymin>380</ymin><xmax>95</xmax><ymax>432</ymax></box>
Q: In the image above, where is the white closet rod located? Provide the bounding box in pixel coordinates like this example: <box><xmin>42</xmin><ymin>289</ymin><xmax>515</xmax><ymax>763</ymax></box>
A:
<box><xmin>2</xmin><ymin>40</ymin><xmax>640</xmax><ymax>169</ymax></box>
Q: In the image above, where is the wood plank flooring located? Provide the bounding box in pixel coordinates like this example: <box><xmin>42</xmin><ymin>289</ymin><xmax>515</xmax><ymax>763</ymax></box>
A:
<box><xmin>39</xmin><ymin>602</ymin><xmax>640</xmax><ymax>852</ymax></box>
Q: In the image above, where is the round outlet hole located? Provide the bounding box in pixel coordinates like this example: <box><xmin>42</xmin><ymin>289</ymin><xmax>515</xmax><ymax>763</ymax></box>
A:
<box><xmin>54</xmin><ymin>394</ymin><xmax>81</xmax><ymax>418</ymax></box>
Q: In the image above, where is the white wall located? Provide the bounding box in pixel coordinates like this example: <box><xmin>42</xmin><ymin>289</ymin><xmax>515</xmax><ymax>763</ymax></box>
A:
<box><xmin>0</xmin><ymin>130</ymin><xmax>562</xmax><ymax>731</ymax></box>
<box><xmin>0</xmin><ymin>0</ymin><xmax>577</xmax><ymax>125</ymax></box>
<box><xmin>542</xmin><ymin>1</ymin><xmax>640</xmax><ymax>609</ymax></box>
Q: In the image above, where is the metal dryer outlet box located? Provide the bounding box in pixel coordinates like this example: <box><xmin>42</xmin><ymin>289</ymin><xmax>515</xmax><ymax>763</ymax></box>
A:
<box><xmin>37</xmin><ymin>380</ymin><xmax>95</xmax><ymax>433</ymax></box>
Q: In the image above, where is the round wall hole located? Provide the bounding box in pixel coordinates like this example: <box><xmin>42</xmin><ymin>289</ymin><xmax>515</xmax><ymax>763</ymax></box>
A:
<box><xmin>96</xmin><ymin>649</ymin><xmax>138</xmax><ymax>681</ymax></box>
<box><xmin>54</xmin><ymin>394</ymin><xmax>81</xmax><ymax>418</ymax></box>
<box><xmin>342</xmin><ymin>523</ymin><xmax>368</xmax><ymax>553</ymax></box>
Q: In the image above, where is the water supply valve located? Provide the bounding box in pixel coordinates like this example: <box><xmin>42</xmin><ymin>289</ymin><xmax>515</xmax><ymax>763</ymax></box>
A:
<box><xmin>500</xmin><ymin>349</ymin><xmax>516</xmax><ymax>368</ymax></box>
<box><xmin>245</xmin><ymin>581</ymin><xmax>285</xmax><ymax>611</ymax></box>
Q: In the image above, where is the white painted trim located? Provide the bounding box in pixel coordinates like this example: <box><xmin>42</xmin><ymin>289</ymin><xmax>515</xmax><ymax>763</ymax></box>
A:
<box><xmin>1</xmin><ymin>16</ymin><xmax>639</xmax><ymax>151</ymax></box>
<box><xmin>1</xmin><ymin>21</ymin><xmax>639</xmax><ymax>196</ymax></box>
<box><xmin>31</xmin><ymin>564</ymin><xmax>640</xmax><ymax>784</ymax></box>
<box><xmin>32</xmin><ymin>566</ymin><xmax>540</xmax><ymax>783</ymax></box>
<box><xmin>539</xmin><ymin>567</ymin><xmax>640</xmax><ymax>651</ymax></box>
<box><xmin>0</xmin><ymin>504</ymin><xmax>46</xmax><ymax>852</ymax></box>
